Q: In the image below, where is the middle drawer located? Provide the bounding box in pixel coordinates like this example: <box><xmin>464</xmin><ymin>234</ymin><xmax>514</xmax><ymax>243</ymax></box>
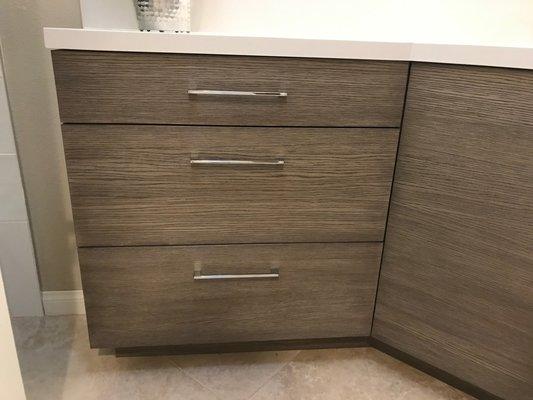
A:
<box><xmin>63</xmin><ymin>125</ymin><xmax>399</xmax><ymax>247</ymax></box>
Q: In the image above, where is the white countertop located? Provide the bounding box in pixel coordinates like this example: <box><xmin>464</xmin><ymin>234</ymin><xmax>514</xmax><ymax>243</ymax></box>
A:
<box><xmin>43</xmin><ymin>28</ymin><xmax>533</xmax><ymax>70</ymax></box>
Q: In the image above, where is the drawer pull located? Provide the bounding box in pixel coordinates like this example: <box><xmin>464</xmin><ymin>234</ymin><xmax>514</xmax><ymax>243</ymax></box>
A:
<box><xmin>188</xmin><ymin>89</ymin><xmax>288</xmax><ymax>98</ymax></box>
<box><xmin>193</xmin><ymin>267</ymin><xmax>280</xmax><ymax>281</ymax></box>
<box><xmin>190</xmin><ymin>158</ymin><xmax>284</xmax><ymax>167</ymax></box>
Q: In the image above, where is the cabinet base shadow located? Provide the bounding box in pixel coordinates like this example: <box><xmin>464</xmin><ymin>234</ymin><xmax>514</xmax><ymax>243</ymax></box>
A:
<box><xmin>115</xmin><ymin>336</ymin><xmax>369</xmax><ymax>357</ymax></box>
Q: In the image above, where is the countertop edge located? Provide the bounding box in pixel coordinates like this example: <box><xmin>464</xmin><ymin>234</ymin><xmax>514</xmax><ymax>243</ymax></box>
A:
<box><xmin>43</xmin><ymin>28</ymin><xmax>533</xmax><ymax>70</ymax></box>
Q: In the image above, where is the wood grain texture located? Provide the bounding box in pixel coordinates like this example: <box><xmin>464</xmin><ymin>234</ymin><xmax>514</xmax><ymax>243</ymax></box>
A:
<box><xmin>79</xmin><ymin>242</ymin><xmax>382</xmax><ymax>349</ymax></box>
<box><xmin>52</xmin><ymin>50</ymin><xmax>408</xmax><ymax>127</ymax></box>
<box><xmin>373</xmin><ymin>63</ymin><xmax>533</xmax><ymax>400</ymax></box>
<box><xmin>62</xmin><ymin>125</ymin><xmax>398</xmax><ymax>247</ymax></box>
<box><xmin>370</xmin><ymin>339</ymin><xmax>504</xmax><ymax>400</ymax></box>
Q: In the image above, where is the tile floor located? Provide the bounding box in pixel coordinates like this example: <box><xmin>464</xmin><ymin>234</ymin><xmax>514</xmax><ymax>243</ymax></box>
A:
<box><xmin>11</xmin><ymin>316</ymin><xmax>473</xmax><ymax>400</ymax></box>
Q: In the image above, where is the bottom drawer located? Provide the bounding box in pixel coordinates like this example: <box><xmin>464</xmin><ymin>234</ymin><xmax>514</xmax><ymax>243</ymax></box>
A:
<box><xmin>79</xmin><ymin>243</ymin><xmax>382</xmax><ymax>348</ymax></box>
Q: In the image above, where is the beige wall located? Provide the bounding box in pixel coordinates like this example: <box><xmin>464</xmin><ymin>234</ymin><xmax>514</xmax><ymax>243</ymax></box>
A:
<box><xmin>0</xmin><ymin>269</ymin><xmax>26</xmax><ymax>399</ymax></box>
<box><xmin>0</xmin><ymin>1</ymin><xmax>82</xmax><ymax>291</ymax></box>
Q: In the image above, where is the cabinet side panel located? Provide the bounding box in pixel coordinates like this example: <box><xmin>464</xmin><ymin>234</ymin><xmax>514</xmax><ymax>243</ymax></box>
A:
<box><xmin>373</xmin><ymin>63</ymin><xmax>533</xmax><ymax>400</ymax></box>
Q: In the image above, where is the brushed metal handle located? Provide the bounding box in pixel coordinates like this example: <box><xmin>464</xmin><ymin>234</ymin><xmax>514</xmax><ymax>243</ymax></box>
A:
<box><xmin>190</xmin><ymin>158</ymin><xmax>284</xmax><ymax>167</ymax></box>
<box><xmin>188</xmin><ymin>89</ymin><xmax>288</xmax><ymax>98</ymax></box>
<box><xmin>194</xmin><ymin>267</ymin><xmax>279</xmax><ymax>281</ymax></box>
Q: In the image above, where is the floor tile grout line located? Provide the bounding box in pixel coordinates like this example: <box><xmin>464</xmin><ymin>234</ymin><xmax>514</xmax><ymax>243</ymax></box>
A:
<box><xmin>165</xmin><ymin>349</ymin><xmax>302</xmax><ymax>400</ymax></box>
<box><xmin>165</xmin><ymin>357</ymin><xmax>222</xmax><ymax>399</ymax></box>
<box><xmin>247</xmin><ymin>350</ymin><xmax>302</xmax><ymax>400</ymax></box>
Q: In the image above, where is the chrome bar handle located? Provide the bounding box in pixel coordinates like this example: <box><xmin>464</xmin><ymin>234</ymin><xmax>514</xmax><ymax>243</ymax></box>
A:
<box><xmin>188</xmin><ymin>89</ymin><xmax>288</xmax><ymax>98</ymax></box>
<box><xmin>190</xmin><ymin>158</ymin><xmax>284</xmax><ymax>167</ymax></box>
<box><xmin>194</xmin><ymin>268</ymin><xmax>279</xmax><ymax>281</ymax></box>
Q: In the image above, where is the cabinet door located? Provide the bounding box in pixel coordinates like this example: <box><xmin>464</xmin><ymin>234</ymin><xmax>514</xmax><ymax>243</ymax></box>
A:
<box><xmin>373</xmin><ymin>63</ymin><xmax>533</xmax><ymax>400</ymax></box>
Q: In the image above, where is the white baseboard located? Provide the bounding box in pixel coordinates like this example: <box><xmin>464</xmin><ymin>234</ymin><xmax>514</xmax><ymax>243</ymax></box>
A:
<box><xmin>42</xmin><ymin>290</ymin><xmax>85</xmax><ymax>315</ymax></box>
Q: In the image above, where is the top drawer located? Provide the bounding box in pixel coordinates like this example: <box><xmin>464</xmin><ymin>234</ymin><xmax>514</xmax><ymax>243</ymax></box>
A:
<box><xmin>52</xmin><ymin>51</ymin><xmax>408</xmax><ymax>127</ymax></box>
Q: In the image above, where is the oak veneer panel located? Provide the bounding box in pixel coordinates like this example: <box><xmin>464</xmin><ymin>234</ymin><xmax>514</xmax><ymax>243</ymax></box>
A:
<box><xmin>373</xmin><ymin>63</ymin><xmax>533</xmax><ymax>400</ymax></box>
<box><xmin>63</xmin><ymin>125</ymin><xmax>398</xmax><ymax>247</ymax></box>
<box><xmin>79</xmin><ymin>242</ymin><xmax>382</xmax><ymax>348</ymax></box>
<box><xmin>52</xmin><ymin>50</ymin><xmax>408</xmax><ymax>127</ymax></box>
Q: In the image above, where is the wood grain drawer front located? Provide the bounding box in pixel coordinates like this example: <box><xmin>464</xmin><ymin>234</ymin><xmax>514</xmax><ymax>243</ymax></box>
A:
<box><xmin>79</xmin><ymin>242</ymin><xmax>382</xmax><ymax>348</ymax></box>
<box><xmin>52</xmin><ymin>51</ymin><xmax>408</xmax><ymax>127</ymax></box>
<box><xmin>63</xmin><ymin>125</ymin><xmax>399</xmax><ymax>247</ymax></box>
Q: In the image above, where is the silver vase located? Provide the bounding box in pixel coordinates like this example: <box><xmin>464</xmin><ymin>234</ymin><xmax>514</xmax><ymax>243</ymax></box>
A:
<box><xmin>134</xmin><ymin>0</ymin><xmax>191</xmax><ymax>32</ymax></box>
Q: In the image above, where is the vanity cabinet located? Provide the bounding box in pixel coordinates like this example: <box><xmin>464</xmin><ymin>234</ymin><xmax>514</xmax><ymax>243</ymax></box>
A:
<box><xmin>51</xmin><ymin>50</ymin><xmax>532</xmax><ymax>399</ymax></box>
<box><xmin>373</xmin><ymin>63</ymin><xmax>533</xmax><ymax>400</ymax></box>
<box><xmin>52</xmin><ymin>51</ymin><xmax>407</xmax><ymax>350</ymax></box>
